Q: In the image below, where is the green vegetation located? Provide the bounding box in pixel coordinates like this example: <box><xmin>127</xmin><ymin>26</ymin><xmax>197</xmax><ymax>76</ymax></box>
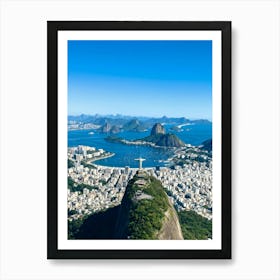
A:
<box><xmin>124</xmin><ymin>174</ymin><xmax>169</xmax><ymax>239</ymax></box>
<box><xmin>106</xmin><ymin>123</ymin><xmax>185</xmax><ymax>148</ymax></box>
<box><xmin>165</xmin><ymin>189</ymin><xmax>173</xmax><ymax>197</ymax></box>
<box><xmin>74</xmin><ymin>206</ymin><xmax>120</xmax><ymax>239</ymax></box>
<box><xmin>68</xmin><ymin>209</ymin><xmax>77</xmax><ymax>216</ymax></box>
<box><xmin>105</xmin><ymin>136</ymin><xmax>124</xmax><ymax>143</ymax></box>
<box><xmin>122</xmin><ymin>119</ymin><xmax>146</xmax><ymax>132</ymax></box>
<box><xmin>67</xmin><ymin>172</ymin><xmax>185</xmax><ymax>240</ymax></box>
<box><xmin>177</xmin><ymin>210</ymin><xmax>212</xmax><ymax>240</ymax></box>
<box><xmin>68</xmin><ymin>159</ymin><xmax>75</xmax><ymax>168</ymax></box>
<box><xmin>68</xmin><ymin>217</ymin><xmax>87</xmax><ymax>239</ymax></box>
<box><xmin>68</xmin><ymin>177</ymin><xmax>98</xmax><ymax>192</ymax></box>
<box><xmin>202</xmin><ymin>139</ymin><xmax>212</xmax><ymax>152</ymax></box>
<box><xmin>141</xmin><ymin>123</ymin><xmax>185</xmax><ymax>147</ymax></box>
<box><xmin>99</xmin><ymin>179</ymin><xmax>107</xmax><ymax>186</ymax></box>
<box><xmin>142</xmin><ymin>133</ymin><xmax>185</xmax><ymax>147</ymax></box>
<box><xmin>81</xmin><ymin>160</ymin><xmax>96</xmax><ymax>169</ymax></box>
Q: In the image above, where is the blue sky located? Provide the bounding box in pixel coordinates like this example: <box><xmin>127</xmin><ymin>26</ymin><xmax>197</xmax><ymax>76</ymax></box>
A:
<box><xmin>68</xmin><ymin>40</ymin><xmax>212</xmax><ymax>120</ymax></box>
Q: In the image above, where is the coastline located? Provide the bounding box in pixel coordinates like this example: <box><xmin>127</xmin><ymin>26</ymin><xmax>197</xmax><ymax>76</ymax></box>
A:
<box><xmin>90</xmin><ymin>153</ymin><xmax>115</xmax><ymax>163</ymax></box>
<box><xmin>105</xmin><ymin>136</ymin><xmax>179</xmax><ymax>150</ymax></box>
<box><xmin>82</xmin><ymin>153</ymin><xmax>115</xmax><ymax>167</ymax></box>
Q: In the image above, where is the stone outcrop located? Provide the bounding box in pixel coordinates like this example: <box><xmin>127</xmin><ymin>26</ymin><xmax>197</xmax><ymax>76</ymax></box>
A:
<box><xmin>151</xmin><ymin>123</ymin><xmax>166</xmax><ymax>135</ymax></box>
<box><xmin>142</xmin><ymin>123</ymin><xmax>185</xmax><ymax>148</ymax></box>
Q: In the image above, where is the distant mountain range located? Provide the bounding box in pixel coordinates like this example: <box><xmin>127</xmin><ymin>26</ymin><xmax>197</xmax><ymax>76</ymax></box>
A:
<box><xmin>68</xmin><ymin>114</ymin><xmax>212</xmax><ymax>133</ymax></box>
<box><xmin>106</xmin><ymin>123</ymin><xmax>186</xmax><ymax>148</ymax></box>
<box><xmin>122</xmin><ymin>119</ymin><xmax>147</xmax><ymax>132</ymax></box>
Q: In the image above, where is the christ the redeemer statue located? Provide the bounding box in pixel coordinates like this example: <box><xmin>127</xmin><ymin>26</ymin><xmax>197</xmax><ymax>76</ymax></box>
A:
<box><xmin>134</xmin><ymin>157</ymin><xmax>146</xmax><ymax>169</ymax></box>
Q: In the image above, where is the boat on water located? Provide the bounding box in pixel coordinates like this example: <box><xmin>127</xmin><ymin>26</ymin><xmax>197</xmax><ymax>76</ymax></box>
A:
<box><xmin>88</xmin><ymin>132</ymin><xmax>94</xmax><ymax>135</ymax></box>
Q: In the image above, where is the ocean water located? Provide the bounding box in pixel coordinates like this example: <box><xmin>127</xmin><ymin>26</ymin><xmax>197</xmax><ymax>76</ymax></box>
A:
<box><xmin>68</xmin><ymin>123</ymin><xmax>212</xmax><ymax>168</ymax></box>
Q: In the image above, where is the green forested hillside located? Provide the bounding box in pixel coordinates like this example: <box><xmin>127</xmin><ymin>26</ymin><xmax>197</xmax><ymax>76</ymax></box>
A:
<box><xmin>177</xmin><ymin>210</ymin><xmax>212</xmax><ymax>240</ymax></box>
<box><xmin>68</xmin><ymin>172</ymin><xmax>211</xmax><ymax>241</ymax></box>
<box><xmin>123</xmin><ymin>174</ymin><xmax>169</xmax><ymax>239</ymax></box>
<box><xmin>68</xmin><ymin>171</ymin><xmax>181</xmax><ymax>240</ymax></box>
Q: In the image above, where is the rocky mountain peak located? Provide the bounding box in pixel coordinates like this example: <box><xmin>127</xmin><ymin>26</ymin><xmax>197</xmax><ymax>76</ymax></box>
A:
<box><xmin>151</xmin><ymin>123</ymin><xmax>166</xmax><ymax>135</ymax></box>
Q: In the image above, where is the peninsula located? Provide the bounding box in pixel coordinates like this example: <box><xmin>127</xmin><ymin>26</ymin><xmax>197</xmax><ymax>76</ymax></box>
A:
<box><xmin>106</xmin><ymin>123</ymin><xmax>185</xmax><ymax>148</ymax></box>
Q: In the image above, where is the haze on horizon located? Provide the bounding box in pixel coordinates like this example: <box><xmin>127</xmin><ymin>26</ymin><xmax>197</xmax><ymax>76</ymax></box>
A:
<box><xmin>68</xmin><ymin>113</ymin><xmax>212</xmax><ymax>122</ymax></box>
<box><xmin>68</xmin><ymin>40</ymin><xmax>212</xmax><ymax>120</ymax></box>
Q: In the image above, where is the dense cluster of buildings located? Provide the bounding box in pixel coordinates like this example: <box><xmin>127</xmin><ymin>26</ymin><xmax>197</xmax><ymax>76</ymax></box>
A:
<box><xmin>67</xmin><ymin>146</ymin><xmax>135</xmax><ymax>221</ymax></box>
<box><xmin>68</xmin><ymin>121</ymin><xmax>100</xmax><ymax>130</ymax></box>
<box><xmin>68</xmin><ymin>145</ymin><xmax>114</xmax><ymax>163</ymax></box>
<box><xmin>151</xmin><ymin>163</ymin><xmax>212</xmax><ymax>219</ymax></box>
<box><xmin>67</xmin><ymin>145</ymin><xmax>212</xmax><ymax>221</ymax></box>
<box><xmin>155</xmin><ymin>146</ymin><xmax>213</xmax><ymax>219</ymax></box>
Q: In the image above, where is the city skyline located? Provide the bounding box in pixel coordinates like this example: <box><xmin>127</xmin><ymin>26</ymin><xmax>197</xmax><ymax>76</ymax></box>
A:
<box><xmin>68</xmin><ymin>40</ymin><xmax>212</xmax><ymax>119</ymax></box>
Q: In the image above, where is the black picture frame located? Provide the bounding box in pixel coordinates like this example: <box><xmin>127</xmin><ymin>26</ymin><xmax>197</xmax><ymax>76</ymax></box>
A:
<box><xmin>47</xmin><ymin>21</ymin><xmax>231</xmax><ymax>259</ymax></box>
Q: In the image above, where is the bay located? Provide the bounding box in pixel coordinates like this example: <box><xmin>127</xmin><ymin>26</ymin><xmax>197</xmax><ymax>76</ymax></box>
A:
<box><xmin>68</xmin><ymin>123</ymin><xmax>212</xmax><ymax>168</ymax></box>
